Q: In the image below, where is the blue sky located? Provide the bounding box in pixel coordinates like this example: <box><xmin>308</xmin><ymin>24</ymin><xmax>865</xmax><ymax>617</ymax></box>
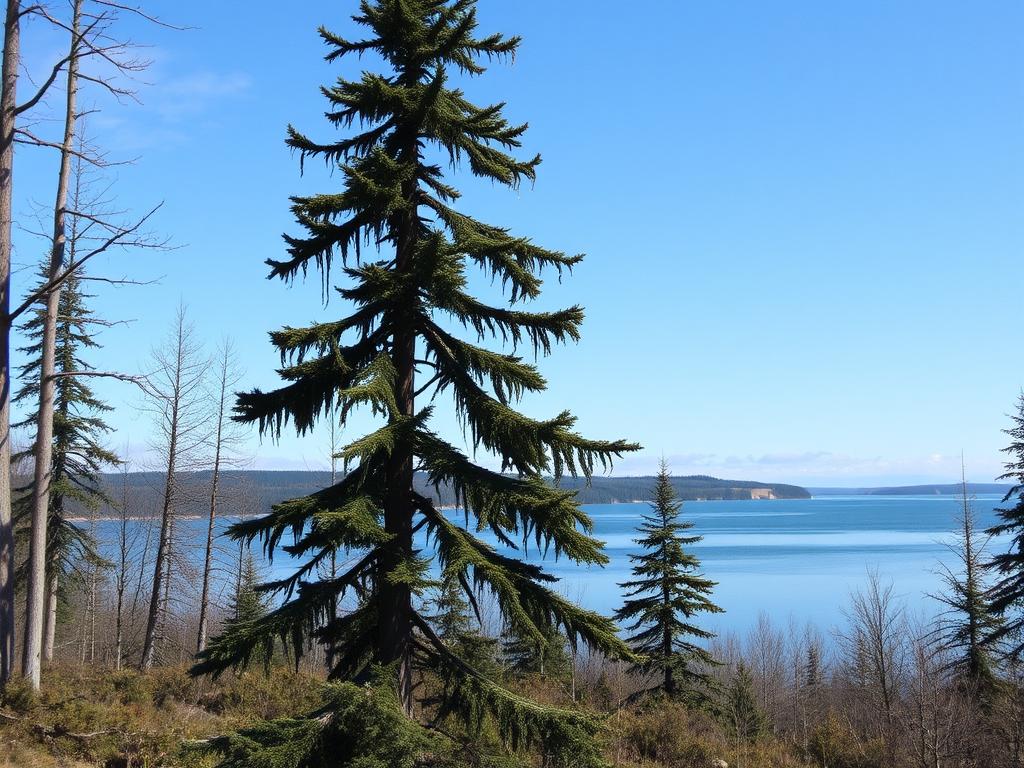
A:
<box><xmin>11</xmin><ymin>1</ymin><xmax>1024</xmax><ymax>486</ymax></box>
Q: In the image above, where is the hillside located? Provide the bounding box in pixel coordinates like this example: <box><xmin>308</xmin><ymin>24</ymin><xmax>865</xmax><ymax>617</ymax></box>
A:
<box><xmin>809</xmin><ymin>483</ymin><xmax>1013</xmax><ymax>497</ymax></box>
<box><xmin>88</xmin><ymin>471</ymin><xmax>810</xmax><ymax>517</ymax></box>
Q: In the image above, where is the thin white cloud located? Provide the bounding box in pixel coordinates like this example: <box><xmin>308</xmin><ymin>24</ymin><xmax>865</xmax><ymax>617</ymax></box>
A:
<box><xmin>154</xmin><ymin>71</ymin><xmax>252</xmax><ymax>121</ymax></box>
<box><xmin>611</xmin><ymin>449</ymin><xmax>1003</xmax><ymax>487</ymax></box>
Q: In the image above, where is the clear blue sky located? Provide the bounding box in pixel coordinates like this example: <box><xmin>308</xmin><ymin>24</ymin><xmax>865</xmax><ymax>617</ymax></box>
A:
<box><xmin>11</xmin><ymin>1</ymin><xmax>1024</xmax><ymax>486</ymax></box>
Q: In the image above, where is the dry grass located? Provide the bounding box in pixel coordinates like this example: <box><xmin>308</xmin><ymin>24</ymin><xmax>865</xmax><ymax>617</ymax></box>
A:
<box><xmin>0</xmin><ymin>664</ymin><xmax>323</xmax><ymax>767</ymax></box>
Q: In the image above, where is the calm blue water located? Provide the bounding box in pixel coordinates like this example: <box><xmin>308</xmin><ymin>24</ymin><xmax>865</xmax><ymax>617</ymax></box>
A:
<box><xmin>556</xmin><ymin>494</ymin><xmax>1006</xmax><ymax>633</ymax></box>
<box><xmin>95</xmin><ymin>494</ymin><xmax>1008</xmax><ymax>636</ymax></box>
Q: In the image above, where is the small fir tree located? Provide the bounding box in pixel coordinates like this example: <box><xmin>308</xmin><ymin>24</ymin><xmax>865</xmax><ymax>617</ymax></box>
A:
<box><xmin>502</xmin><ymin>620</ymin><xmax>573</xmax><ymax>681</ymax></box>
<box><xmin>935</xmin><ymin>470</ymin><xmax>1001</xmax><ymax>698</ymax></box>
<box><xmin>988</xmin><ymin>394</ymin><xmax>1024</xmax><ymax>658</ymax></box>
<box><xmin>233</xmin><ymin>551</ymin><xmax>268</xmax><ymax>625</ymax></box>
<box><xmin>13</xmin><ymin>265</ymin><xmax>116</xmax><ymax>648</ymax></box>
<box><xmin>804</xmin><ymin>644</ymin><xmax>822</xmax><ymax>689</ymax></box>
<box><xmin>192</xmin><ymin>1</ymin><xmax>638</xmax><ymax>763</ymax></box>
<box><xmin>615</xmin><ymin>461</ymin><xmax>722</xmax><ymax>703</ymax></box>
<box><xmin>725</xmin><ymin>661</ymin><xmax>766</xmax><ymax>741</ymax></box>
<box><xmin>426</xmin><ymin>573</ymin><xmax>498</xmax><ymax>677</ymax></box>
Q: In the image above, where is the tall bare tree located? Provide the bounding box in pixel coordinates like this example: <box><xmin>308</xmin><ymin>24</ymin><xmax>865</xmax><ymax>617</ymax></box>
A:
<box><xmin>139</xmin><ymin>305</ymin><xmax>208</xmax><ymax>671</ymax></box>
<box><xmin>113</xmin><ymin>453</ymin><xmax>137</xmax><ymax>671</ymax></box>
<box><xmin>20</xmin><ymin>0</ymin><xmax>86</xmax><ymax>689</ymax></box>
<box><xmin>0</xmin><ymin>0</ymin><xmax>19</xmax><ymax>688</ymax></box>
<box><xmin>13</xmin><ymin>0</ymin><xmax>168</xmax><ymax>688</ymax></box>
<box><xmin>196</xmin><ymin>339</ymin><xmax>245</xmax><ymax>654</ymax></box>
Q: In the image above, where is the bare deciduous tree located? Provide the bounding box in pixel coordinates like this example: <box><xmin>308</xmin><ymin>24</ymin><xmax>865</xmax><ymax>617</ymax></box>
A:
<box><xmin>839</xmin><ymin>570</ymin><xmax>909</xmax><ymax>737</ymax></box>
<box><xmin>139</xmin><ymin>305</ymin><xmax>208</xmax><ymax>671</ymax></box>
<box><xmin>196</xmin><ymin>339</ymin><xmax>246</xmax><ymax>654</ymax></box>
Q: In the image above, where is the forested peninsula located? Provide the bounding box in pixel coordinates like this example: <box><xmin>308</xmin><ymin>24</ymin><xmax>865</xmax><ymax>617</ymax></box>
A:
<box><xmin>75</xmin><ymin>471</ymin><xmax>810</xmax><ymax>518</ymax></box>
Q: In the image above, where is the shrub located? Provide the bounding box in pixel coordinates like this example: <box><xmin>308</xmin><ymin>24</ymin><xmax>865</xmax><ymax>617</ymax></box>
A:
<box><xmin>617</xmin><ymin>700</ymin><xmax>719</xmax><ymax>767</ymax></box>
<box><xmin>806</xmin><ymin>713</ymin><xmax>885</xmax><ymax>768</ymax></box>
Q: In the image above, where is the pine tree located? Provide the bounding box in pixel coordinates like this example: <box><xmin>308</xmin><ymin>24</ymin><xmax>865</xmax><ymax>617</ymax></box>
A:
<box><xmin>13</xmin><ymin>264</ymin><xmax>116</xmax><ymax>660</ymax></box>
<box><xmin>725</xmin><ymin>661</ymin><xmax>766</xmax><ymax>742</ymax></box>
<box><xmin>935</xmin><ymin>469</ymin><xmax>1001</xmax><ymax>697</ymax></box>
<box><xmin>192</xmin><ymin>1</ymin><xmax>637</xmax><ymax>761</ymax></box>
<box><xmin>987</xmin><ymin>394</ymin><xmax>1024</xmax><ymax>658</ymax></box>
<box><xmin>614</xmin><ymin>461</ymin><xmax>722</xmax><ymax>704</ymax></box>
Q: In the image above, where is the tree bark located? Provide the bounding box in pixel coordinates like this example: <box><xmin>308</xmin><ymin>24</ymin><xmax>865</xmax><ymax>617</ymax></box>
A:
<box><xmin>22</xmin><ymin>0</ymin><xmax>80</xmax><ymax>689</ymax></box>
<box><xmin>0</xmin><ymin>0</ymin><xmax>21</xmax><ymax>689</ymax></box>
<box><xmin>140</xmin><ymin>337</ymin><xmax>183</xmax><ymax>671</ymax></box>
<box><xmin>114</xmin><ymin>471</ymin><xmax>130</xmax><ymax>671</ymax></box>
<box><xmin>196</xmin><ymin>347</ymin><xmax>229</xmax><ymax>654</ymax></box>
<box><xmin>42</xmin><ymin>569</ymin><xmax>57</xmax><ymax>662</ymax></box>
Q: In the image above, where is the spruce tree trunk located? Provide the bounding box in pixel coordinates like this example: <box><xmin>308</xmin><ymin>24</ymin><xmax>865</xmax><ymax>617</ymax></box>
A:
<box><xmin>0</xmin><ymin>0</ymin><xmax>20</xmax><ymax>689</ymax></box>
<box><xmin>22</xmin><ymin>0</ymin><xmax>80</xmax><ymax>689</ymax></box>
<box><xmin>663</xmin><ymin>594</ymin><xmax>674</xmax><ymax>697</ymax></box>
<box><xmin>381</xmin><ymin>322</ymin><xmax>414</xmax><ymax>714</ymax></box>
<box><xmin>378</xmin><ymin>148</ymin><xmax>417</xmax><ymax>716</ymax></box>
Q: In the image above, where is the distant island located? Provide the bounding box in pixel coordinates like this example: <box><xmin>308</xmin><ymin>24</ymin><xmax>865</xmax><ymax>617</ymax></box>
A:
<box><xmin>86</xmin><ymin>471</ymin><xmax>811</xmax><ymax>518</ymax></box>
<box><xmin>809</xmin><ymin>483</ymin><xmax>1013</xmax><ymax>497</ymax></box>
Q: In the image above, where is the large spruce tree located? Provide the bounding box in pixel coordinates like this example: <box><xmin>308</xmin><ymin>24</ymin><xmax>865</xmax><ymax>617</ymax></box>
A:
<box><xmin>615</xmin><ymin>461</ymin><xmax>722</xmax><ymax>703</ymax></box>
<box><xmin>987</xmin><ymin>394</ymin><xmax>1024</xmax><ymax>657</ymax></box>
<box><xmin>14</xmin><ymin>265</ymin><xmax>115</xmax><ymax>657</ymax></box>
<box><xmin>194</xmin><ymin>0</ymin><xmax>637</xmax><ymax>759</ymax></box>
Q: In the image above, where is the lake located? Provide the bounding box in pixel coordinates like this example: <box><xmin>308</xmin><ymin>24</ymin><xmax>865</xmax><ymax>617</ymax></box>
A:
<box><xmin>96</xmin><ymin>493</ymin><xmax>1009</xmax><ymax>638</ymax></box>
<box><xmin>558</xmin><ymin>494</ymin><xmax>1007</xmax><ymax>635</ymax></box>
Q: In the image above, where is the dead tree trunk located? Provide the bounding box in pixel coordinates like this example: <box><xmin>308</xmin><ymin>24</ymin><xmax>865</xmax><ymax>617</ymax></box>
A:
<box><xmin>42</xmin><ymin>572</ymin><xmax>57</xmax><ymax>661</ymax></box>
<box><xmin>140</xmin><ymin>306</ymin><xmax>207</xmax><ymax>671</ymax></box>
<box><xmin>22</xmin><ymin>0</ymin><xmax>81</xmax><ymax>689</ymax></box>
<box><xmin>196</xmin><ymin>344</ymin><xmax>233</xmax><ymax>654</ymax></box>
<box><xmin>0</xmin><ymin>0</ymin><xmax>21</xmax><ymax>689</ymax></box>
<box><xmin>114</xmin><ymin>461</ymin><xmax>133</xmax><ymax>671</ymax></box>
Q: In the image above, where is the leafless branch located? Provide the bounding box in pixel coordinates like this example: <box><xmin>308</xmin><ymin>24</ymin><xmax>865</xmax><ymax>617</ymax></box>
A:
<box><xmin>10</xmin><ymin>203</ymin><xmax>166</xmax><ymax>321</ymax></box>
<box><xmin>79</xmin><ymin>274</ymin><xmax>160</xmax><ymax>287</ymax></box>
<box><xmin>12</xmin><ymin>128</ymin><xmax>131</xmax><ymax>167</ymax></box>
<box><xmin>49</xmin><ymin>370</ymin><xmax>157</xmax><ymax>398</ymax></box>
<box><xmin>15</xmin><ymin>53</ymin><xmax>74</xmax><ymax>116</ymax></box>
<box><xmin>93</xmin><ymin>1</ymin><xmax>191</xmax><ymax>30</ymax></box>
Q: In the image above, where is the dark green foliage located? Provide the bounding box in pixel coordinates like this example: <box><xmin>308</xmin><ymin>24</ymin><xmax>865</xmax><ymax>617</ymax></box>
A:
<box><xmin>987</xmin><ymin>394</ymin><xmax>1024</xmax><ymax>658</ymax></box>
<box><xmin>724</xmin><ymin>662</ymin><xmax>765</xmax><ymax>741</ymax></box>
<box><xmin>614</xmin><ymin>461</ymin><xmax>722</xmax><ymax>704</ymax></box>
<box><xmin>193</xmin><ymin>678</ymin><xmax>437</xmax><ymax>768</ymax></box>
<box><xmin>193</xmin><ymin>0</ymin><xmax>637</xmax><ymax>762</ymax></box>
<box><xmin>502</xmin><ymin>620</ymin><xmax>572</xmax><ymax>682</ymax></box>
<box><xmin>13</xmin><ymin>265</ymin><xmax>116</xmax><ymax>606</ymax></box>
<box><xmin>233</xmin><ymin>551</ymin><xmax>268</xmax><ymax>626</ymax></box>
<box><xmin>804</xmin><ymin>644</ymin><xmax>822</xmax><ymax>689</ymax></box>
<box><xmin>426</xmin><ymin>574</ymin><xmax>499</xmax><ymax>677</ymax></box>
<box><xmin>935</xmin><ymin>480</ymin><xmax>1001</xmax><ymax>697</ymax></box>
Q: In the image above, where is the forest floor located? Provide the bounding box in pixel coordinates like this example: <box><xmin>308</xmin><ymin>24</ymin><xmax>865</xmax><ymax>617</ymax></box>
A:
<box><xmin>0</xmin><ymin>664</ymin><xmax>323</xmax><ymax>767</ymax></box>
<box><xmin>0</xmin><ymin>664</ymin><xmax>817</xmax><ymax>768</ymax></box>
